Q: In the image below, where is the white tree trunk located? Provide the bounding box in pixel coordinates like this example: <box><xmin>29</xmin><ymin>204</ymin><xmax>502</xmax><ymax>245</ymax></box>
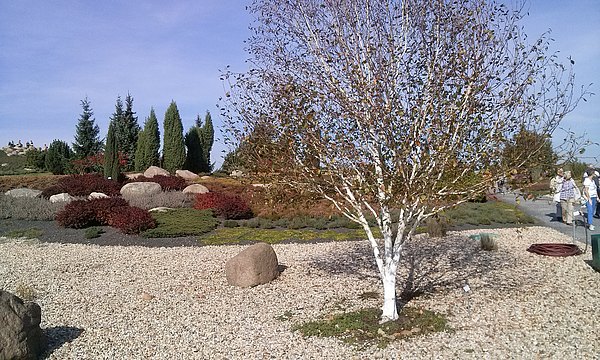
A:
<box><xmin>381</xmin><ymin>261</ymin><xmax>399</xmax><ymax>322</ymax></box>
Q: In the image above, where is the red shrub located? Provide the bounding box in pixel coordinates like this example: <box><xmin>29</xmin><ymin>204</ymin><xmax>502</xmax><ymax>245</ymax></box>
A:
<box><xmin>41</xmin><ymin>184</ymin><xmax>67</xmax><ymax>199</ymax></box>
<box><xmin>88</xmin><ymin>197</ymin><xmax>129</xmax><ymax>224</ymax></box>
<box><xmin>55</xmin><ymin>200</ymin><xmax>97</xmax><ymax>228</ymax></box>
<box><xmin>57</xmin><ymin>174</ymin><xmax>121</xmax><ymax>197</ymax></box>
<box><xmin>132</xmin><ymin>175</ymin><xmax>187</xmax><ymax>191</ymax></box>
<box><xmin>107</xmin><ymin>206</ymin><xmax>156</xmax><ymax>234</ymax></box>
<box><xmin>194</xmin><ymin>192</ymin><xmax>253</xmax><ymax>220</ymax></box>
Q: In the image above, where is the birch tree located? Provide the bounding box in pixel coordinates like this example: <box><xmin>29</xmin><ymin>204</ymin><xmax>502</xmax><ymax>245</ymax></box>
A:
<box><xmin>222</xmin><ymin>0</ymin><xmax>589</xmax><ymax>322</ymax></box>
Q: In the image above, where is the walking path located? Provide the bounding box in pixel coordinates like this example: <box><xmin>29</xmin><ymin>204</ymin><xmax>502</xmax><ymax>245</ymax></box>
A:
<box><xmin>496</xmin><ymin>192</ymin><xmax>596</xmax><ymax>244</ymax></box>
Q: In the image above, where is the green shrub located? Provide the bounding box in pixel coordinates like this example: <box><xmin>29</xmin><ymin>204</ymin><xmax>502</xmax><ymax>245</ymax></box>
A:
<box><xmin>223</xmin><ymin>220</ymin><xmax>239</xmax><ymax>228</ymax></box>
<box><xmin>0</xmin><ymin>194</ymin><xmax>65</xmax><ymax>220</ymax></box>
<box><xmin>143</xmin><ymin>208</ymin><xmax>219</xmax><ymax>238</ymax></box>
<box><xmin>4</xmin><ymin>228</ymin><xmax>43</xmax><ymax>239</ymax></box>
<box><xmin>45</xmin><ymin>139</ymin><xmax>73</xmax><ymax>175</ymax></box>
<box><xmin>287</xmin><ymin>217</ymin><xmax>310</xmax><ymax>229</ymax></box>
<box><xmin>243</xmin><ymin>218</ymin><xmax>260</xmax><ymax>228</ymax></box>
<box><xmin>480</xmin><ymin>233</ymin><xmax>498</xmax><ymax>251</ymax></box>
<box><xmin>84</xmin><ymin>227</ymin><xmax>105</xmax><ymax>239</ymax></box>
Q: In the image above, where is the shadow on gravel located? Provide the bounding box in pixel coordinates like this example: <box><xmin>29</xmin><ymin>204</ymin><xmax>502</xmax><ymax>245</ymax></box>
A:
<box><xmin>307</xmin><ymin>234</ymin><xmax>520</xmax><ymax>303</ymax></box>
<box><xmin>41</xmin><ymin>326</ymin><xmax>85</xmax><ymax>359</ymax></box>
<box><xmin>307</xmin><ymin>243</ymin><xmax>379</xmax><ymax>281</ymax></box>
<box><xmin>396</xmin><ymin>236</ymin><xmax>518</xmax><ymax>302</ymax></box>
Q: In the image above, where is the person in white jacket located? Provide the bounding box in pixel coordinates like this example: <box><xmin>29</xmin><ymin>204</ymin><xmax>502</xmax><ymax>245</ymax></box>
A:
<box><xmin>550</xmin><ymin>168</ymin><xmax>564</xmax><ymax>222</ymax></box>
<box><xmin>583</xmin><ymin>170</ymin><xmax>598</xmax><ymax>231</ymax></box>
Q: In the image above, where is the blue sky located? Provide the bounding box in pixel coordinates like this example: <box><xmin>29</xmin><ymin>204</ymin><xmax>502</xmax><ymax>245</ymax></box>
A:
<box><xmin>0</xmin><ymin>1</ymin><xmax>598</xmax><ymax>168</ymax></box>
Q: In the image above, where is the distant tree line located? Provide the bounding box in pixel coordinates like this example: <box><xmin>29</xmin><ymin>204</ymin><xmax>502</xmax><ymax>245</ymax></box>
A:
<box><xmin>25</xmin><ymin>95</ymin><xmax>215</xmax><ymax>177</ymax></box>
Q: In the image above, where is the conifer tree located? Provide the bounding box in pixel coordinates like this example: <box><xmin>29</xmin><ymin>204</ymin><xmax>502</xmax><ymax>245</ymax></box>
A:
<box><xmin>162</xmin><ymin>101</ymin><xmax>186</xmax><ymax>173</ymax></box>
<box><xmin>184</xmin><ymin>121</ymin><xmax>203</xmax><ymax>173</ymax></box>
<box><xmin>134</xmin><ymin>127</ymin><xmax>147</xmax><ymax>172</ymax></box>
<box><xmin>199</xmin><ymin>111</ymin><xmax>215</xmax><ymax>172</ymax></box>
<box><xmin>114</xmin><ymin>93</ymin><xmax>140</xmax><ymax>171</ymax></box>
<box><xmin>73</xmin><ymin>97</ymin><xmax>103</xmax><ymax>159</ymax></box>
<box><xmin>135</xmin><ymin>108</ymin><xmax>161</xmax><ymax>171</ymax></box>
<box><xmin>45</xmin><ymin>139</ymin><xmax>73</xmax><ymax>175</ymax></box>
<box><xmin>104</xmin><ymin>122</ymin><xmax>120</xmax><ymax>180</ymax></box>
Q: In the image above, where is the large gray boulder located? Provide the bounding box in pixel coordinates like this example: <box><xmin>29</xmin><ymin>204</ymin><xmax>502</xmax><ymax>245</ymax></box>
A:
<box><xmin>182</xmin><ymin>184</ymin><xmax>209</xmax><ymax>195</ymax></box>
<box><xmin>120</xmin><ymin>182</ymin><xmax>162</xmax><ymax>198</ymax></box>
<box><xmin>225</xmin><ymin>243</ymin><xmax>279</xmax><ymax>288</ymax></box>
<box><xmin>4</xmin><ymin>188</ymin><xmax>42</xmax><ymax>198</ymax></box>
<box><xmin>0</xmin><ymin>290</ymin><xmax>45</xmax><ymax>360</ymax></box>
<box><xmin>143</xmin><ymin>166</ymin><xmax>169</xmax><ymax>178</ymax></box>
<box><xmin>175</xmin><ymin>170</ymin><xmax>199</xmax><ymax>181</ymax></box>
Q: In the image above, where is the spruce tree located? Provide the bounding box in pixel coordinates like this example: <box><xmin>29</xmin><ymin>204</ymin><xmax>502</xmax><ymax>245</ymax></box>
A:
<box><xmin>199</xmin><ymin>111</ymin><xmax>215</xmax><ymax>173</ymax></box>
<box><xmin>114</xmin><ymin>93</ymin><xmax>140</xmax><ymax>171</ymax></box>
<box><xmin>162</xmin><ymin>101</ymin><xmax>186</xmax><ymax>173</ymax></box>
<box><xmin>73</xmin><ymin>97</ymin><xmax>103</xmax><ymax>159</ymax></box>
<box><xmin>45</xmin><ymin>140</ymin><xmax>73</xmax><ymax>175</ymax></box>
<box><xmin>104</xmin><ymin>122</ymin><xmax>120</xmax><ymax>180</ymax></box>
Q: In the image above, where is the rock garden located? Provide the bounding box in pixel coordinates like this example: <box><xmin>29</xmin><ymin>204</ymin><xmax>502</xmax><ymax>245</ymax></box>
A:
<box><xmin>1</xmin><ymin>167</ymin><xmax>599</xmax><ymax>359</ymax></box>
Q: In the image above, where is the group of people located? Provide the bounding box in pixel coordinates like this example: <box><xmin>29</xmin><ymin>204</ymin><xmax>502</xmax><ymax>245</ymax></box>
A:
<box><xmin>551</xmin><ymin>168</ymin><xmax>600</xmax><ymax>230</ymax></box>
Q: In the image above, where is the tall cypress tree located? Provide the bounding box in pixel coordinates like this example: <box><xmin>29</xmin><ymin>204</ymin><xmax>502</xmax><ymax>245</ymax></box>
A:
<box><xmin>114</xmin><ymin>93</ymin><xmax>140</xmax><ymax>171</ymax></box>
<box><xmin>199</xmin><ymin>111</ymin><xmax>215</xmax><ymax>172</ymax></box>
<box><xmin>104</xmin><ymin>122</ymin><xmax>120</xmax><ymax>180</ymax></box>
<box><xmin>135</xmin><ymin>108</ymin><xmax>161</xmax><ymax>171</ymax></box>
<box><xmin>134</xmin><ymin>127</ymin><xmax>147</xmax><ymax>172</ymax></box>
<box><xmin>184</xmin><ymin>121</ymin><xmax>203</xmax><ymax>173</ymax></box>
<box><xmin>162</xmin><ymin>101</ymin><xmax>186</xmax><ymax>173</ymax></box>
<box><xmin>73</xmin><ymin>97</ymin><xmax>103</xmax><ymax>159</ymax></box>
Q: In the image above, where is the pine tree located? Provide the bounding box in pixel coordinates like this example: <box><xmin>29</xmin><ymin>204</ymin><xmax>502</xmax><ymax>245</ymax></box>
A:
<box><xmin>73</xmin><ymin>97</ymin><xmax>103</xmax><ymax>159</ymax></box>
<box><xmin>184</xmin><ymin>122</ymin><xmax>203</xmax><ymax>173</ymax></box>
<box><xmin>135</xmin><ymin>108</ymin><xmax>161</xmax><ymax>171</ymax></box>
<box><xmin>114</xmin><ymin>93</ymin><xmax>140</xmax><ymax>171</ymax></box>
<box><xmin>199</xmin><ymin>111</ymin><xmax>215</xmax><ymax>173</ymax></box>
<box><xmin>45</xmin><ymin>140</ymin><xmax>73</xmax><ymax>175</ymax></box>
<box><xmin>162</xmin><ymin>101</ymin><xmax>186</xmax><ymax>173</ymax></box>
<box><xmin>104</xmin><ymin>122</ymin><xmax>120</xmax><ymax>180</ymax></box>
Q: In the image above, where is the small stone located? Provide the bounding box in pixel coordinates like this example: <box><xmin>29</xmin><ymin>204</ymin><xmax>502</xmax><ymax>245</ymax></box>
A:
<box><xmin>141</xmin><ymin>292</ymin><xmax>154</xmax><ymax>301</ymax></box>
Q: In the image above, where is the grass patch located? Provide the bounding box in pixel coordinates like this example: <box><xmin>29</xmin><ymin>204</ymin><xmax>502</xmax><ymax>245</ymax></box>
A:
<box><xmin>199</xmin><ymin>227</ymin><xmax>382</xmax><ymax>245</ymax></box>
<box><xmin>442</xmin><ymin>200</ymin><xmax>535</xmax><ymax>227</ymax></box>
<box><xmin>84</xmin><ymin>226</ymin><xmax>105</xmax><ymax>239</ymax></box>
<box><xmin>3</xmin><ymin>227</ymin><xmax>43</xmax><ymax>239</ymax></box>
<box><xmin>142</xmin><ymin>208</ymin><xmax>219</xmax><ymax>238</ymax></box>
<box><xmin>15</xmin><ymin>283</ymin><xmax>36</xmax><ymax>301</ymax></box>
<box><xmin>293</xmin><ymin>307</ymin><xmax>449</xmax><ymax>348</ymax></box>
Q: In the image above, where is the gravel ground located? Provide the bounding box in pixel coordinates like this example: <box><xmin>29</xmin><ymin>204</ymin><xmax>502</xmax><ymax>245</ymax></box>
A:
<box><xmin>1</xmin><ymin>226</ymin><xmax>599</xmax><ymax>359</ymax></box>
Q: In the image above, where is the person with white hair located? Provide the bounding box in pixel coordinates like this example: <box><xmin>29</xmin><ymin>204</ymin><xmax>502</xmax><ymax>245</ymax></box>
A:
<box><xmin>550</xmin><ymin>168</ymin><xmax>564</xmax><ymax>222</ymax></box>
<box><xmin>583</xmin><ymin>170</ymin><xmax>598</xmax><ymax>231</ymax></box>
<box><xmin>559</xmin><ymin>170</ymin><xmax>577</xmax><ymax>225</ymax></box>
